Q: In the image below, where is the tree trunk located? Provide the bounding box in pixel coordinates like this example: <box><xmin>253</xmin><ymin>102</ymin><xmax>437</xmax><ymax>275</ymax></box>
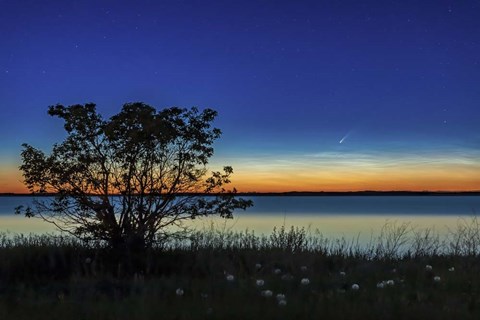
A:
<box><xmin>107</xmin><ymin>232</ymin><xmax>147</xmax><ymax>276</ymax></box>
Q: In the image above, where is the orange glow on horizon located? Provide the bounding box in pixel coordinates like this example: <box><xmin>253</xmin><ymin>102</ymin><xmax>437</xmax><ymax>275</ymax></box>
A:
<box><xmin>230</xmin><ymin>179</ymin><xmax>480</xmax><ymax>193</ymax></box>
<box><xmin>221</xmin><ymin>158</ymin><xmax>480</xmax><ymax>193</ymax></box>
<box><xmin>0</xmin><ymin>167</ymin><xmax>29</xmax><ymax>194</ymax></box>
<box><xmin>1</xmin><ymin>163</ymin><xmax>479</xmax><ymax>194</ymax></box>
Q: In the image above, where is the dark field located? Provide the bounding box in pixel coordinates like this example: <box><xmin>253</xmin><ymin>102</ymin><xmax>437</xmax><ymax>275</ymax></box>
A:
<box><xmin>1</xmin><ymin>221</ymin><xmax>480</xmax><ymax>320</ymax></box>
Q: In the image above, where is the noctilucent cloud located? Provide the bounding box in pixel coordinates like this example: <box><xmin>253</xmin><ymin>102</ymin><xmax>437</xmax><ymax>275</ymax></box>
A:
<box><xmin>1</xmin><ymin>0</ymin><xmax>479</xmax><ymax>192</ymax></box>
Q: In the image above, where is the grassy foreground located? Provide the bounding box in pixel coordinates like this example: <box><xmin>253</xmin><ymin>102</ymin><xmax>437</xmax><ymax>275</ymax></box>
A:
<box><xmin>1</xmin><ymin>219</ymin><xmax>480</xmax><ymax>319</ymax></box>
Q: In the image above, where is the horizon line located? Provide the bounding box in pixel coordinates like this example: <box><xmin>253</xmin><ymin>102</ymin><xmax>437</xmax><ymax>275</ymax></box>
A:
<box><xmin>1</xmin><ymin>190</ymin><xmax>480</xmax><ymax>196</ymax></box>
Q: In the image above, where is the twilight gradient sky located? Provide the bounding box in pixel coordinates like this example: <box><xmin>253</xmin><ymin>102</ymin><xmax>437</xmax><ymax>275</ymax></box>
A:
<box><xmin>1</xmin><ymin>0</ymin><xmax>480</xmax><ymax>193</ymax></box>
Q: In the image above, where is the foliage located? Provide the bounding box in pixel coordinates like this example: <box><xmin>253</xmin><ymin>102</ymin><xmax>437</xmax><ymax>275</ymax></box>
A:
<box><xmin>16</xmin><ymin>103</ymin><xmax>252</xmax><ymax>253</ymax></box>
<box><xmin>2</xmin><ymin>222</ymin><xmax>480</xmax><ymax>319</ymax></box>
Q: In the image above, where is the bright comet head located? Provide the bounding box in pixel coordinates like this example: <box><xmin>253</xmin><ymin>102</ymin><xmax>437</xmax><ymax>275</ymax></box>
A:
<box><xmin>339</xmin><ymin>133</ymin><xmax>350</xmax><ymax>144</ymax></box>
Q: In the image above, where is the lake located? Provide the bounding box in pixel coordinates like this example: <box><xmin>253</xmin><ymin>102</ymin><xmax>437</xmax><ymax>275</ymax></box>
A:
<box><xmin>1</xmin><ymin>195</ymin><xmax>479</xmax><ymax>242</ymax></box>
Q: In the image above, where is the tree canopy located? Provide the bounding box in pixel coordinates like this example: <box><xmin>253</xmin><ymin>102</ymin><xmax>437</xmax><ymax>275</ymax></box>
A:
<box><xmin>17</xmin><ymin>102</ymin><xmax>252</xmax><ymax>252</ymax></box>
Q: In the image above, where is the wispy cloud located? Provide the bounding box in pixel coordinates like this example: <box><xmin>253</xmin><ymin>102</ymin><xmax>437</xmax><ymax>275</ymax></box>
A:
<box><xmin>211</xmin><ymin>147</ymin><xmax>480</xmax><ymax>192</ymax></box>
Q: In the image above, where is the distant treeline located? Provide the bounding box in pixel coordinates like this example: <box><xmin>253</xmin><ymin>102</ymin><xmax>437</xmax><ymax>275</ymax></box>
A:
<box><xmin>1</xmin><ymin>191</ymin><xmax>480</xmax><ymax>197</ymax></box>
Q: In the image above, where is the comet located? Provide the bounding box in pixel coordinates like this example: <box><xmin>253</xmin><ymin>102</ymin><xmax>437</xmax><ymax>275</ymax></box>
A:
<box><xmin>339</xmin><ymin>132</ymin><xmax>350</xmax><ymax>144</ymax></box>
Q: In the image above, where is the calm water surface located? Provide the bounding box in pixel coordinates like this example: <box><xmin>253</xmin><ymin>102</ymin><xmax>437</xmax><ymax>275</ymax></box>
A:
<box><xmin>1</xmin><ymin>196</ymin><xmax>479</xmax><ymax>240</ymax></box>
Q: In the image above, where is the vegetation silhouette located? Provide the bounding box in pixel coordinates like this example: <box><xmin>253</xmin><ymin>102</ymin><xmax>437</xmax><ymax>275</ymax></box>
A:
<box><xmin>16</xmin><ymin>102</ymin><xmax>252</xmax><ymax>271</ymax></box>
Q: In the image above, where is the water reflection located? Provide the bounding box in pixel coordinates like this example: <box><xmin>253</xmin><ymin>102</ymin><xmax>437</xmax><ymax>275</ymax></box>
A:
<box><xmin>1</xmin><ymin>195</ymin><xmax>478</xmax><ymax>244</ymax></box>
<box><xmin>192</xmin><ymin>214</ymin><xmax>465</xmax><ymax>243</ymax></box>
<box><xmin>0</xmin><ymin>212</ymin><xmax>467</xmax><ymax>241</ymax></box>
<box><xmin>0</xmin><ymin>216</ymin><xmax>57</xmax><ymax>234</ymax></box>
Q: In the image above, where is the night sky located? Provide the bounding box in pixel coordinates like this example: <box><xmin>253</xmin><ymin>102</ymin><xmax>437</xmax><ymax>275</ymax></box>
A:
<box><xmin>1</xmin><ymin>0</ymin><xmax>479</xmax><ymax>193</ymax></box>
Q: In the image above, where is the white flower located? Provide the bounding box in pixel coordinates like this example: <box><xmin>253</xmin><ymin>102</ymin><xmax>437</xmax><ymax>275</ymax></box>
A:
<box><xmin>278</xmin><ymin>299</ymin><xmax>287</xmax><ymax>306</ymax></box>
<box><xmin>281</xmin><ymin>274</ymin><xmax>293</xmax><ymax>281</ymax></box>
<box><xmin>276</xmin><ymin>293</ymin><xmax>286</xmax><ymax>301</ymax></box>
<box><xmin>376</xmin><ymin>282</ymin><xmax>385</xmax><ymax>289</ymax></box>
<box><xmin>386</xmin><ymin>280</ymin><xmax>395</xmax><ymax>286</ymax></box>
<box><xmin>300</xmin><ymin>278</ymin><xmax>310</xmax><ymax>285</ymax></box>
<box><xmin>261</xmin><ymin>290</ymin><xmax>273</xmax><ymax>297</ymax></box>
<box><xmin>256</xmin><ymin>279</ymin><xmax>265</xmax><ymax>287</ymax></box>
<box><xmin>200</xmin><ymin>293</ymin><xmax>208</xmax><ymax>299</ymax></box>
<box><xmin>433</xmin><ymin>276</ymin><xmax>441</xmax><ymax>282</ymax></box>
<box><xmin>392</xmin><ymin>268</ymin><xmax>397</xmax><ymax>273</ymax></box>
<box><xmin>274</xmin><ymin>268</ymin><xmax>282</xmax><ymax>275</ymax></box>
<box><xmin>85</xmin><ymin>257</ymin><xmax>92</xmax><ymax>264</ymax></box>
<box><xmin>176</xmin><ymin>288</ymin><xmax>184</xmax><ymax>296</ymax></box>
<box><xmin>300</xmin><ymin>266</ymin><xmax>308</xmax><ymax>272</ymax></box>
<box><xmin>425</xmin><ymin>265</ymin><xmax>433</xmax><ymax>271</ymax></box>
<box><xmin>448</xmin><ymin>267</ymin><xmax>455</xmax><ymax>272</ymax></box>
<box><xmin>339</xmin><ymin>271</ymin><xmax>346</xmax><ymax>276</ymax></box>
<box><xmin>351</xmin><ymin>283</ymin><xmax>360</xmax><ymax>290</ymax></box>
<box><xmin>255</xmin><ymin>263</ymin><xmax>262</xmax><ymax>270</ymax></box>
<box><xmin>226</xmin><ymin>274</ymin><xmax>235</xmax><ymax>282</ymax></box>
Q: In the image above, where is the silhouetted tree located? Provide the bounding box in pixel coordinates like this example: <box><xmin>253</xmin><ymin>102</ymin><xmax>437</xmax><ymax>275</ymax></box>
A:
<box><xmin>17</xmin><ymin>103</ymin><xmax>252</xmax><ymax>259</ymax></box>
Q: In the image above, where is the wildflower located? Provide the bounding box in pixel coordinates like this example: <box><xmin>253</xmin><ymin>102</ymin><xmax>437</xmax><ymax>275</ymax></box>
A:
<box><xmin>274</xmin><ymin>268</ymin><xmax>282</xmax><ymax>275</ymax></box>
<box><xmin>448</xmin><ymin>267</ymin><xmax>455</xmax><ymax>272</ymax></box>
<box><xmin>278</xmin><ymin>299</ymin><xmax>287</xmax><ymax>306</ymax></box>
<box><xmin>351</xmin><ymin>283</ymin><xmax>360</xmax><ymax>290</ymax></box>
<box><xmin>376</xmin><ymin>282</ymin><xmax>385</xmax><ymax>289</ymax></box>
<box><xmin>255</xmin><ymin>263</ymin><xmax>262</xmax><ymax>270</ymax></box>
<box><xmin>85</xmin><ymin>257</ymin><xmax>92</xmax><ymax>264</ymax></box>
<box><xmin>339</xmin><ymin>271</ymin><xmax>346</xmax><ymax>276</ymax></box>
<box><xmin>226</xmin><ymin>274</ymin><xmax>235</xmax><ymax>282</ymax></box>
<box><xmin>200</xmin><ymin>293</ymin><xmax>208</xmax><ymax>299</ymax></box>
<box><xmin>176</xmin><ymin>288</ymin><xmax>184</xmax><ymax>296</ymax></box>
<box><xmin>281</xmin><ymin>274</ymin><xmax>293</xmax><ymax>281</ymax></box>
<box><xmin>300</xmin><ymin>278</ymin><xmax>310</xmax><ymax>285</ymax></box>
<box><xmin>386</xmin><ymin>280</ymin><xmax>395</xmax><ymax>286</ymax></box>
<box><xmin>425</xmin><ymin>265</ymin><xmax>433</xmax><ymax>271</ymax></box>
<box><xmin>261</xmin><ymin>290</ymin><xmax>273</xmax><ymax>297</ymax></box>
<box><xmin>433</xmin><ymin>276</ymin><xmax>441</xmax><ymax>282</ymax></box>
<box><xmin>392</xmin><ymin>268</ymin><xmax>397</xmax><ymax>273</ymax></box>
<box><xmin>276</xmin><ymin>293</ymin><xmax>286</xmax><ymax>301</ymax></box>
<box><xmin>256</xmin><ymin>279</ymin><xmax>265</xmax><ymax>287</ymax></box>
<box><xmin>300</xmin><ymin>266</ymin><xmax>308</xmax><ymax>272</ymax></box>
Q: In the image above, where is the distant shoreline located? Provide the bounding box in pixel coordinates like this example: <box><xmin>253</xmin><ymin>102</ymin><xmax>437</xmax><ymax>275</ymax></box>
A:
<box><xmin>1</xmin><ymin>191</ymin><xmax>480</xmax><ymax>197</ymax></box>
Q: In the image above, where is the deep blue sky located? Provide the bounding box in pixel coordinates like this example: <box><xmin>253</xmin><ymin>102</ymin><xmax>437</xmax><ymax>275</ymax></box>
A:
<box><xmin>1</xmin><ymin>0</ymin><xmax>479</xmax><ymax>192</ymax></box>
